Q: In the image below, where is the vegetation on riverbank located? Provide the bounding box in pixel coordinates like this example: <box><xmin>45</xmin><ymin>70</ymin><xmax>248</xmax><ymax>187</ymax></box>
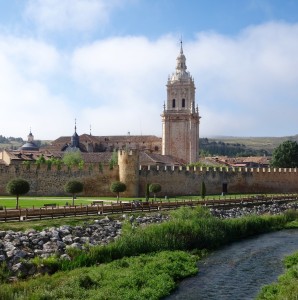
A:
<box><xmin>0</xmin><ymin>206</ymin><xmax>298</xmax><ymax>299</ymax></box>
<box><xmin>256</xmin><ymin>251</ymin><xmax>298</xmax><ymax>300</ymax></box>
<box><xmin>0</xmin><ymin>251</ymin><xmax>199</xmax><ymax>300</ymax></box>
<box><xmin>57</xmin><ymin>207</ymin><xmax>297</xmax><ymax>271</ymax></box>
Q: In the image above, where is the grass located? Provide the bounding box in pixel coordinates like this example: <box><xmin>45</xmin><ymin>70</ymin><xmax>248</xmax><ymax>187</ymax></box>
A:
<box><xmin>48</xmin><ymin>207</ymin><xmax>298</xmax><ymax>271</ymax></box>
<box><xmin>1</xmin><ymin>206</ymin><xmax>298</xmax><ymax>299</ymax></box>
<box><xmin>0</xmin><ymin>196</ymin><xmax>119</xmax><ymax>209</ymax></box>
<box><xmin>0</xmin><ymin>193</ymin><xmax>283</xmax><ymax>209</ymax></box>
<box><xmin>256</xmin><ymin>251</ymin><xmax>298</xmax><ymax>300</ymax></box>
<box><xmin>0</xmin><ymin>251</ymin><xmax>199</xmax><ymax>300</ymax></box>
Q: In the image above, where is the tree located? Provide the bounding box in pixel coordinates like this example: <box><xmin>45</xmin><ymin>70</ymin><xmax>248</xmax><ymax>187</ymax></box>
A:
<box><xmin>6</xmin><ymin>179</ymin><xmax>30</xmax><ymax>209</ymax></box>
<box><xmin>64</xmin><ymin>180</ymin><xmax>84</xmax><ymax>206</ymax></box>
<box><xmin>62</xmin><ymin>151</ymin><xmax>84</xmax><ymax>169</ymax></box>
<box><xmin>201</xmin><ymin>181</ymin><xmax>206</xmax><ymax>199</ymax></box>
<box><xmin>271</xmin><ymin>140</ymin><xmax>298</xmax><ymax>168</ymax></box>
<box><xmin>145</xmin><ymin>183</ymin><xmax>150</xmax><ymax>201</ymax></box>
<box><xmin>149</xmin><ymin>183</ymin><xmax>162</xmax><ymax>201</ymax></box>
<box><xmin>110</xmin><ymin>181</ymin><xmax>126</xmax><ymax>202</ymax></box>
<box><xmin>109</xmin><ymin>150</ymin><xmax>118</xmax><ymax>170</ymax></box>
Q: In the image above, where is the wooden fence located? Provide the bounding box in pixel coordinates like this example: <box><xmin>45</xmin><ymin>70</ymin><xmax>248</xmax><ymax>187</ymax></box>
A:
<box><xmin>0</xmin><ymin>194</ymin><xmax>297</xmax><ymax>222</ymax></box>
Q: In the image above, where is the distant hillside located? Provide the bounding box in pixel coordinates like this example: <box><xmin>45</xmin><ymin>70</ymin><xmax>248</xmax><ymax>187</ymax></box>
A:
<box><xmin>1</xmin><ymin>134</ymin><xmax>298</xmax><ymax>157</ymax></box>
<box><xmin>200</xmin><ymin>135</ymin><xmax>298</xmax><ymax>157</ymax></box>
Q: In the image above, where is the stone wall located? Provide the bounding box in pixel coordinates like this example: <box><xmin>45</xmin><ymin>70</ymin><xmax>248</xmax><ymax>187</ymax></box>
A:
<box><xmin>0</xmin><ymin>160</ymin><xmax>298</xmax><ymax>197</ymax></box>
<box><xmin>138</xmin><ymin>166</ymin><xmax>298</xmax><ymax>197</ymax></box>
<box><xmin>0</xmin><ymin>163</ymin><xmax>119</xmax><ymax>196</ymax></box>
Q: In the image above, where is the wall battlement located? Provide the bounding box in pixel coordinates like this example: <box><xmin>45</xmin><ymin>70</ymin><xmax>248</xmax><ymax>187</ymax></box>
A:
<box><xmin>139</xmin><ymin>165</ymin><xmax>298</xmax><ymax>174</ymax></box>
<box><xmin>0</xmin><ymin>159</ymin><xmax>297</xmax><ymax>197</ymax></box>
<box><xmin>0</xmin><ymin>162</ymin><xmax>113</xmax><ymax>175</ymax></box>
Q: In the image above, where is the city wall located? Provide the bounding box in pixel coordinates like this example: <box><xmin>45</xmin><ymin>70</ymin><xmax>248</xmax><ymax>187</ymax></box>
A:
<box><xmin>0</xmin><ymin>163</ymin><xmax>119</xmax><ymax>197</ymax></box>
<box><xmin>0</xmin><ymin>150</ymin><xmax>297</xmax><ymax>198</ymax></box>
<box><xmin>138</xmin><ymin>165</ymin><xmax>298</xmax><ymax>197</ymax></box>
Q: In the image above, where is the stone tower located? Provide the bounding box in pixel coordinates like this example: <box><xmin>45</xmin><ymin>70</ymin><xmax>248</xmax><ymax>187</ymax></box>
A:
<box><xmin>161</xmin><ymin>42</ymin><xmax>200</xmax><ymax>164</ymax></box>
<box><xmin>118</xmin><ymin>149</ymin><xmax>139</xmax><ymax>197</ymax></box>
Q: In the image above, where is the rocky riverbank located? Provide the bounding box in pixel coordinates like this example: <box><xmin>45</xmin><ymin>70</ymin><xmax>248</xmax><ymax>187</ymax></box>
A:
<box><xmin>0</xmin><ymin>214</ymin><xmax>168</xmax><ymax>278</ymax></box>
<box><xmin>1</xmin><ymin>203</ymin><xmax>297</xmax><ymax>279</ymax></box>
<box><xmin>210</xmin><ymin>202</ymin><xmax>298</xmax><ymax>218</ymax></box>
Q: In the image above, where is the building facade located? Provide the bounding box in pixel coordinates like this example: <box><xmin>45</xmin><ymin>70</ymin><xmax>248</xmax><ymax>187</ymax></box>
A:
<box><xmin>161</xmin><ymin>42</ymin><xmax>200</xmax><ymax>164</ymax></box>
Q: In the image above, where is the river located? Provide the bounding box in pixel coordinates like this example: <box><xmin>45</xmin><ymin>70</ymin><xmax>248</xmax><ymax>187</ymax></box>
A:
<box><xmin>167</xmin><ymin>229</ymin><xmax>298</xmax><ymax>300</ymax></box>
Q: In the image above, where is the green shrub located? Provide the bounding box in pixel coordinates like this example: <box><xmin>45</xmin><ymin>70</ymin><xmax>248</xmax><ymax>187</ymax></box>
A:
<box><xmin>257</xmin><ymin>251</ymin><xmax>298</xmax><ymax>299</ymax></box>
<box><xmin>0</xmin><ymin>251</ymin><xmax>198</xmax><ymax>300</ymax></box>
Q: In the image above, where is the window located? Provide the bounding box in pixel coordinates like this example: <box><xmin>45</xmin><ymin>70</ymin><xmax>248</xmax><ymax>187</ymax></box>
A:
<box><xmin>172</xmin><ymin>99</ymin><xmax>176</xmax><ymax>108</ymax></box>
<box><xmin>182</xmin><ymin>98</ymin><xmax>185</xmax><ymax>107</ymax></box>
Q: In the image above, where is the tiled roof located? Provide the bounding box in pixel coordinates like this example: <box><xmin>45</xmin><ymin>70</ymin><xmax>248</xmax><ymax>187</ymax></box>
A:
<box><xmin>81</xmin><ymin>152</ymin><xmax>113</xmax><ymax>163</ymax></box>
<box><xmin>139</xmin><ymin>152</ymin><xmax>185</xmax><ymax>165</ymax></box>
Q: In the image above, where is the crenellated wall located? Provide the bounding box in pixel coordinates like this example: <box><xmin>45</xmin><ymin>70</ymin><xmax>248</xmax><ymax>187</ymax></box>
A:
<box><xmin>138</xmin><ymin>165</ymin><xmax>298</xmax><ymax>196</ymax></box>
<box><xmin>0</xmin><ymin>163</ymin><xmax>119</xmax><ymax>196</ymax></box>
<box><xmin>0</xmin><ymin>155</ymin><xmax>298</xmax><ymax>197</ymax></box>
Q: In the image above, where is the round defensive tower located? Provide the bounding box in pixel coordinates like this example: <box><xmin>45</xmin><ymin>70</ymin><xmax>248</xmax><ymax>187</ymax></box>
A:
<box><xmin>118</xmin><ymin>149</ymin><xmax>139</xmax><ymax>197</ymax></box>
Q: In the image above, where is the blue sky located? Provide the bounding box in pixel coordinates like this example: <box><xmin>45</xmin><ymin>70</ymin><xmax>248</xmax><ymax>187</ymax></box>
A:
<box><xmin>0</xmin><ymin>0</ymin><xmax>298</xmax><ymax>139</ymax></box>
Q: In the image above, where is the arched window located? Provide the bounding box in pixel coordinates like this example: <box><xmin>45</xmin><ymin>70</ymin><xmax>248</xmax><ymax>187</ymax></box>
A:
<box><xmin>172</xmin><ymin>99</ymin><xmax>176</xmax><ymax>108</ymax></box>
<box><xmin>182</xmin><ymin>98</ymin><xmax>185</xmax><ymax>108</ymax></box>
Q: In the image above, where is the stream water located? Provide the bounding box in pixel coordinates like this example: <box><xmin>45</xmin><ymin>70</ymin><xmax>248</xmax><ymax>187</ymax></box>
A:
<box><xmin>166</xmin><ymin>229</ymin><xmax>298</xmax><ymax>300</ymax></box>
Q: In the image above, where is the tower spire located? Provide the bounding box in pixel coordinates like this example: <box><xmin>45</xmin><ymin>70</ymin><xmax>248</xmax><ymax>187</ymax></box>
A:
<box><xmin>162</xmin><ymin>42</ymin><xmax>200</xmax><ymax>164</ymax></box>
<box><xmin>180</xmin><ymin>37</ymin><xmax>183</xmax><ymax>54</ymax></box>
<box><xmin>74</xmin><ymin>118</ymin><xmax>77</xmax><ymax>133</ymax></box>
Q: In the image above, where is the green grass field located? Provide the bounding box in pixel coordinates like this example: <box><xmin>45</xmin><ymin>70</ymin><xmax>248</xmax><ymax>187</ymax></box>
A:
<box><xmin>0</xmin><ymin>193</ymin><xmax>273</xmax><ymax>209</ymax></box>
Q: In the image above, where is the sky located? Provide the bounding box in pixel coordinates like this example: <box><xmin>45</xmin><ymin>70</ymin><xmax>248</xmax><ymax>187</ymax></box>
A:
<box><xmin>0</xmin><ymin>0</ymin><xmax>298</xmax><ymax>140</ymax></box>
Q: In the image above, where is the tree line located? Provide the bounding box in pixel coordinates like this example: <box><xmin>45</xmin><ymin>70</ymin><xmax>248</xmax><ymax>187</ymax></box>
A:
<box><xmin>199</xmin><ymin>138</ymin><xmax>269</xmax><ymax>157</ymax></box>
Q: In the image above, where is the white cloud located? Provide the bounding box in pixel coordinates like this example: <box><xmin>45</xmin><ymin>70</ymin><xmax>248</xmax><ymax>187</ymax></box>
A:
<box><xmin>71</xmin><ymin>35</ymin><xmax>176</xmax><ymax>136</ymax></box>
<box><xmin>188</xmin><ymin>22</ymin><xmax>298</xmax><ymax>136</ymax></box>
<box><xmin>24</xmin><ymin>0</ymin><xmax>127</xmax><ymax>32</ymax></box>
<box><xmin>0</xmin><ymin>35</ymin><xmax>73</xmax><ymax>140</ymax></box>
<box><xmin>70</xmin><ymin>22</ymin><xmax>298</xmax><ymax>137</ymax></box>
<box><xmin>0</xmin><ymin>36</ymin><xmax>61</xmax><ymax>77</ymax></box>
<box><xmin>1</xmin><ymin>21</ymin><xmax>298</xmax><ymax>141</ymax></box>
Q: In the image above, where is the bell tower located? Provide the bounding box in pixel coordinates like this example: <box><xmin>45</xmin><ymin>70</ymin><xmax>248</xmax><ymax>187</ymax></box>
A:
<box><xmin>161</xmin><ymin>42</ymin><xmax>200</xmax><ymax>164</ymax></box>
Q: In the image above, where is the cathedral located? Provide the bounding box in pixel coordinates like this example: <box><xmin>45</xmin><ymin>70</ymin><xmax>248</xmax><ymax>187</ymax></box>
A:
<box><xmin>162</xmin><ymin>42</ymin><xmax>200</xmax><ymax>163</ymax></box>
<box><xmin>0</xmin><ymin>43</ymin><xmax>200</xmax><ymax>166</ymax></box>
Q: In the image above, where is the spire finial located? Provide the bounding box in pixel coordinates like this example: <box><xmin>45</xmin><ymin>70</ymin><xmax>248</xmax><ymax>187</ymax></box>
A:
<box><xmin>74</xmin><ymin>118</ymin><xmax>77</xmax><ymax>133</ymax></box>
<box><xmin>90</xmin><ymin>124</ymin><xmax>92</xmax><ymax>136</ymax></box>
<box><xmin>180</xmin><ymin>36</ymin><xmax>183</xmax><ymax>54</ymax></box>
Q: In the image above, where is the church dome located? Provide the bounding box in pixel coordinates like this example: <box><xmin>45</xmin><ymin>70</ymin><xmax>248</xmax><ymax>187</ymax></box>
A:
<box><xmin>19</xmin><ymin>130</ymin><xmax>39</xmax><ymax>151</ymax></box>
<box><xmin>19</xmin><ymin>142</ymin><xmax>39</xmax><ymax>151</ymax></box>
